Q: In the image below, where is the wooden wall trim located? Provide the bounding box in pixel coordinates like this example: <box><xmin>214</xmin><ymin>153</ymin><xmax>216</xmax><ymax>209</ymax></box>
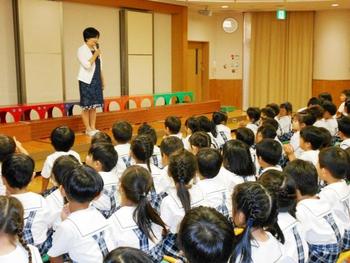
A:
<box><xmin>312</xmin><ymin>79</ymin><xmax>350</xmax><ymax>106</ymax></box>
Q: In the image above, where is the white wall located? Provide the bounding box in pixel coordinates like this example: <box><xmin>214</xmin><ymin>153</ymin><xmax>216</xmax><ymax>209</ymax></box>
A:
<box><xmin>314</xmin><ymin>10</ymin><xmax>350</xmax><ymax>80</ymax></box>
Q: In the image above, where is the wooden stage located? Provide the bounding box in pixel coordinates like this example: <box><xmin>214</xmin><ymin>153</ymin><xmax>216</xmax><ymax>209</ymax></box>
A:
<box><xmin>0</xmin><ymin>100</ymin><xmax>246</xmax><ymax>173</ymax></box>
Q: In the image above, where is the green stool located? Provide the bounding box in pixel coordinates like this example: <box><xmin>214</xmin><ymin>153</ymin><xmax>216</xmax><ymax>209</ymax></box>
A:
<box><xmin>153</xmin><ymin>93</ymin><xmax>175</xmax><ymax>105</ymax></box>
<box><xmin>220</xmin><ymin>105</ymin><xmax>236</xmax><ymax>112</ymax></box>
<box><xmin>174</xmin><ymin>91</ymin><xmax>194</xmax><ymax>103</ymax></box>
<box><xmin>42</xmin><ymin>254</ymin><xmax>50</xmax><ymax>262</ymax></box>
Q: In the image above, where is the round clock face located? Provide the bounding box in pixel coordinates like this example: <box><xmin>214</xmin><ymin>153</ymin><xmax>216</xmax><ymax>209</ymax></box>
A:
<box><xmin>222</xmin><ymin>18</ymin><xmax>238</xmax><ymax>33</ymax></box>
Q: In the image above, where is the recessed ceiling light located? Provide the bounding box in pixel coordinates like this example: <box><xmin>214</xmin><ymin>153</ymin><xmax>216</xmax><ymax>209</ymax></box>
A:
<box><xmin>331</xmin><ymin>3</ymin><xmax>339</xmax><ymax>7</ymax></box>
<box><xmin>221</xmin><ymin>5</ymin><xmax>229</xmax><ymax>9</ymax></box>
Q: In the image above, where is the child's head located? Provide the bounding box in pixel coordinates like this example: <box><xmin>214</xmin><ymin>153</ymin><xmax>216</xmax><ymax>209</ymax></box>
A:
<box><xmin>261</xmin><ymin>118</ymin><xmax>279</xmax><ymax>131</ymax></box>
<box><xmin>292</xmin><ymin>111</ymin><xmax>316</xmax><ymax>131</ymax></box>
<box><xmin>178</xmin><ymin>206</ymin><xmax>234</xmax><ymax>263</ymax></box>
<box><xmin>318</xmin><ymin>147</ymin><xmax>350</xmax><ymax>182</ymax></box>
<box><xmin>91</xmin><ymin>131</ymin><xmax>112</xmax><ymax>145</ymax></box>
<box><xmin>246</xmin><ymin>107</ymin><xmax>261</xmax><ymax>123</ymax></box>
<box><xmin>168</xmin><ymin>150</ymin><xmax>197</xmax><ymax>212</ymax></box>
<box><xmin>0</xmin><ymin>196</ymin><xmax>33</xmax><ymax>261</ymax></box>
<box><xmin>232</xmin><ymin>182</ymin><xmax>279</xmax><ymax>262</ymax></box>
<box><xmin>112</xmin><ymin>121</ymin><xmax>133</xmax><ymax>144</ymax></box>
<box><xmin>307</xmin><ymin>97</ymin><xmax>321</xmax><ymax>107</ymax></box>
<box><xmin>256</xmin><ymin>124</ymin><xmax>277</xmax><ymax>143</ymax></box>
<box><xmin>104</xmin><ymin>247</ymin><xmax>153</xmax><ymax>263</ymax></box>
<box><xmin>318</xmin><ymin>92</ymin><xmax>333</xmax><ymax>103</ymax></box>
<box><xmin>256</xmin><ymin>139</ymin><xmax>282</xmax><ymax>167</ymax></box>
<box><xmin>266</xmin><ymin>103</ymin><xmax>280</xmax><ymax>117</ymax></box>
<box><xmin>196</xmin><ymin>148</ymin><xmax>223</xmax><ymax>179</ymax></box>
<box><xmin>0</xmin><ymin>135</ymin><xmax>16</xmax><ymax>162</ymax></box>
<box><xmin>340</xmin><ymin>89</ymin><xmax>350</xmax><ymax>102</ymax></box>
<box><xmin>2</xmin><ymin>153</ymin><xmax>35</xmax><ymax>191</ymax></box>
<box><xmin>235</xmin><ymin>127</ymin><xmax>255</xmax><ymax>147</ymax></box>
<box><xmin>345</xmin><ymin>99</ymin><xmax>350</xmax><ymax>114</ymax></box>
<box><xmin>120</xmin><ymin>165</ymin><xmax>167</xmax><ymax>240</ymax></box>
<box><xmin>197</xmin><ymin>115</ymin><xmax>217</xmax><ymax>137</ymax></box>
<box><xmin>318</xmin><ymin>127</ymin><xmax>332</xmax><ymax>149</ymax></box>
<box><xmin>279</xmin><ymin>102</ymin><xmax>293</xmax><ymax>116</ymax></box>
<box><xmin>299</xmin><ymin>126</ymin><xmax>324</xmax><ymax>151</ymax></box>
<box><xmin>189</xmin><ymin>131</ymin><xmax>211</xmax><ymax>154</ymax></box>
<box><xmin>50</xmin><ymin>126</ymin><xmax>75</xmax><ymax>152</ymax></box>
<box><xmin>259</xmin><ymin>170</ymin><xmax>297</xmax><ymax>215</ymax></box>
<box><xmin>223</xmin><ymin>140</ymin><xmax>255</xmax><ymax>177</ymax></box>
<box><xmin>159</xmin><ymin>136</ymin><xmax>184</xmax><ymax>167</ymax></box>
<box><xmin>338</xmin><ymin>116</ymin><xmax>350</xmax><ymax>139</ymax></box>
<box><xmin>86</xmin><ymin>143</ymin><xmax>118</xmax><ymax>172</ymax></box>
<box><xmin>307</xmin><ymin>105</ymin><xmax>324</xmax><ymax>121</ymax></box>
<box><xmin>130</xmin><ymin>135</ymin><xmax>154</xmax><ymax>172</ymax></box>
<box><xmin>261</xmin><ymin>107</ymin><xmax>276</xmax><ymax>120</ymax></box>
<box><xmin>284</xmin><ymin>159</ymin><xmax>318</xmax><ymax>199</ymax></box>
<box><xmin>62</xmin><ymin>165</ymin><xmax>103</xmax><ymax>203</ymax></box>
<box><xmin>137</xmin><ymin>123</ymin><xmax>157</xmax><ymax>146</ymax></box>
<box><xmin>185</xmin><ymin>116</ymin><xmax>199</xmax><ymax>135</ymax></box>
<box><xmin>52</xmin><ymin>155</ymin><xmax>80</xmax><ymax>186</ymax></box>
<box><xmin>212</xmin><ymin>111</ymin><xmax>228</xmax><ymax>125</ymax></box>
<box><xmin>164</xmin><ymin>116</ymin><xmax>181</xmax><ymax>135</ymax></box>
<box><xmin>321</xmin><ymin>101</ymin><xmax>337</xmax><ymax>119</ymax></box>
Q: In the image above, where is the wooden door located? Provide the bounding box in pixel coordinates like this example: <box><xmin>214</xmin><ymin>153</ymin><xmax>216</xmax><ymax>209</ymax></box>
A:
<box><xmin>187</xmin><ymin>42</ymin><xmax>204</xmax><ymax>102</ymax></box>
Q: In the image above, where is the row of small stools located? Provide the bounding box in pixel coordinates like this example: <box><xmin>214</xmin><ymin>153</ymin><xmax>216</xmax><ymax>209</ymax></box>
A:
<box><xmin>0</xmin><ymin>92</ymin><xmax>194</xmax><ymax>123</ymax></box>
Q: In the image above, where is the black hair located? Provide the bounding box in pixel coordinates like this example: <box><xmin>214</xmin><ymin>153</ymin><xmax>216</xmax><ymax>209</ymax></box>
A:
<box><xmin>178</xmin><ymin>206</ymin><xmax>234</xmax><ymax>263</ymax></box>
<box><xmin>318</xmin><ymin>127</ymin><xmax>332</xmax><ymax>149</ymax></box>
<box><xmin>223</xmin><ymin>140</ymin><xmax>256</xmax><ymax>176</ymax></box>
<box><xmin>185</xmin><ymin>117</ymin><xmax>200</xmax><ymax>133</ymax></box>
<box><xmin>112</xmin><ymin>121</ymin><xmax>133</xmax><ymax>144</ymax></box>
<box><xmin>189</xmin><ymin>131</ymin><xmax>211</xmax><ymax>149</ymax></box>
<box><xmin>2</xmin><ymin>153</ymin><xmax>35</xmax><ymax>189</ymax></box>
<box><xmin>0</xmin><ymin>135</ymin><xmax>16</xmax><ymax>162</ymax></box>
<box><xmin>262</xmin><ymin>118</ymin><xmax>279</xmax><ymax>131</ymax></box>
<box><xmin>88</xmin><ymin>143</ymin><xmax>118</xmax><ymax>172</ymax></box>
<box><xmin>121</xmin><ymin>166</ymin><xmax>167</xmax><ymax>241</ymax></box>
<box><xmin>256</xmin><ymin>139</ymin><xmax>282</xmax><ymax>166</ymax></box>
<box><xmin>321</xmin><ymin>101</ymin><xmax>337</xmax><ymax>116</ymax></box>
<box><xmin>168</xmin><ymin>150</ymin><xmax>197</xmax><ymax>212</ymax></box>
<box><xmin>52</xmin><ymin>155</ymin><xmax>80</xmax><ymax>186</ymax></box>
<box><xmin>246</xmin><ymin>107</ymin><xmax>261</xmax><ymax>123</ymax></box>
<box><xmin>294</xmin><ymin>111</ymin><xmax>316</xmax><ymax>126</ymax></box>
<box><xmin>266</xmin><ymin>103</ymin><xmax>280</xmax><ymax>116</ymax></box>
<box><xmin>307</xmin><ymin>105</ymin><xmax>324</xmax><ymax>120</ymax></box>
<box><xmin>319</xmin><ymin>147</ymin><xmax>350</xmax><ymax>180</ymax></box>
<box><xmin>280</xmin><ymin>102</ymin><xmax>293</xmax><ymax>114</ymax></box>
<box><xmin>307</xmin><ymin>97</ymin><xmax>321</xmax><ymax>107</ymax></box>
<box><xmin>318</xmin><ymin>92</ymin><xmax>333</xmax><ymax>103</ymax></box>
<box><xmin>137</xmin><ymin>123</ymin><xmax>158</xmax><ymax>145</ymax></box>
<box><xmin>62</xmin><ymin>165</ymin><xmax>104</xmax><ymax>203</ymax></box>
<box><xmin>261</xmin><ymin>107</ymin><xmax>276</xmax><ymax>119</ymax></box>
<box><xmin>83</xmin><ymin>27</ymin><xmax>100</xmax><ymax>42</ymax></box>
<box><xmin>259</xmin><ymin>170</ymin><xmax>297</xmax><ymax>217</ymax></box>
<box><xmin>0</xmin><ymin>196</ymin><xmax>32</xmax><ymax>263</ymax></box>
<box><xmin>338</xmin><ymin>116</ymin><xmax>350</xmax><ymax>138</ymax></box>
<box><xmin>346</xmin><ymin>99</ymin><xmax>350</xmax><ymax>114</ymax></box>
<box><xmin>160</xmin><ymin>136</ymin><xmax>184</xmax><ymax>157</ymax></box>
<box><xmin>341</xmin><ymin>89</ymin><xmax>350</xmax><ymax>98</ymax></box>
<box><xmin>131</xmin><ymin>135</ymin><xmax>154</xmax><ymax>173</ymax></box>
<box><xmin>231</xmin><ymin>182</ymin><xmax>280</xmax><ymax>263</ymax></box>
<box><xmin>235</xmin><ymin>127</ymin><xmax>255</xmax><ymax>147</ymax></box>
<box><xmin>197</xmin><ymin>115</ymin><xmax>217</xmax><ymax>138</ymax></box>
<box><xmin>284</xmin><ymin>159</ymin><xmax>318</xmax><ymax>196</ymax></box>
<box><xmin>165</xmin><ymin>116</ymin><xmax>181</xmax><ymax>134</ymax></box>
<box><xmin>197</xmin><ymin>148</ymin><xmax>223</xmax><ymax>179</ymax></box>
<box><xmin>257</xmin><ymin>124</ymin><xmax>277</xmax><ymax>139</ymax></box>
<box><xmin>50</xmin><ymin>126</ymin><xmax>75</xmax><ymax>152</ymax></box>
<box><xmin>91</xmin><ymin>131</ymin><xmax>112</xmax><ymax>145</ymax></box>
<box><xmin>300</xmin><ymin>126</ymin><xmax>324</xmax><ymax>150</ymax></box>
<box><xmin>104</xmin><ymin>247</ymin><xmax>153</xmax><ymax>263</ymax></box>
<box><xmin>212</xmin><ymin>111</ymin><xmax>228</xmax><ymax>125</ymax></box>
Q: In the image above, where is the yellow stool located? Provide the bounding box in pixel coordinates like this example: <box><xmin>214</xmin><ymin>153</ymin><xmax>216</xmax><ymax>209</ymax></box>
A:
<box><xmin>337</xmin><ymin>250</ymin><xmax>350</xmax><ymax>263</ymax></box>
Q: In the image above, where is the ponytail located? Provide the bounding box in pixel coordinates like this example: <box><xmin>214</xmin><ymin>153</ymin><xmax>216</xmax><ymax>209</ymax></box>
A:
<box><xmin>177</xmin><ymin>179</ymin><xmax>191</xmax><ymax>213</ymax></box>
<box><xmin>131</xmin><ymin>135</ymin><xmax>154</xmax><ymax>173</ymax></box>
<box><xmin>18</xmin><ymin>228</ymin><xmax>32</xmax><ymax>263</ymax></box>
<box><xmin>231</xmin><ymin>218</ymin><xmax>253</xmax><ymax>263</ymax></box>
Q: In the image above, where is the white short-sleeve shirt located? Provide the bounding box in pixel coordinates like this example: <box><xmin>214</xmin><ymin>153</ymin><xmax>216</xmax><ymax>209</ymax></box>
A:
<box><xmin>41</xmin><ymin>150</ymin><xmax>81</xmax><ymax>179</ymax></box>
<box><xmin>340</xmin><ymin>138</ymin><xmax>350</xmax><ymax>150</ymax></box>
<box><xmin>321</xmin><ymin>118</ymin><xmax>338</xmax><ymax>136</ymax></box>
<box><xmin>296</xmin><ymin>198</ymin><xmax>344</xmax><ymax>245</ymax></box>
<box><xmin>136</xmin><ymin>163</ymin><xmax>170</xmax><ymax>194</ymax></box>
<box><xmin>246</xmin><ymin>123</ymin><xmax>259</xmax><ymax>135</ymax></box>
<box><xmin>276</xmin><ymin>116</ymin><xmax>292</xmax><ymax>135</ymax></box>
<box><xmin>114</xmin><ymin>143</ymin><xmax>131</xmax><ymax>178</ymax></box>
<box><xmin>152</xmin><ymin>145</ymin><xmax>163</xmax><ymax>169</ymax></box>
<box><xmin>45</xmin><ymin>189</ymin><xmax>64</xmax><ymax>230</ymax></box>
<box><xmin>299</xmin><ymin>150</ymin><xmax>319</xmax><ymax>167</ymax></box>
<box><xmin>48</xmin><ymin>207</ymin><xmax>116</xmax><ymax>263</ymax></box>
<box><xmin>215</xmin><ymin>124</ymin><xmax>232</xmax><ymax>148</ymax></box>
<box><xmin>183</xmin><ymin>135</ymin><xmax>191</xmax><ymax>151</ymax></box>
<box><xmin>13</xmin><ymin>192</ymin><xmax>53</xmax><ymax>245</ymax></box>
<box><xmin>0</xmin><ymin>244</ymin><xmax>42</xmax><ymax>263</ymax></box>
<box><xmin>338</xmin><ymin>102</ymin><xmax>348</xmax><ymax>116</ymax></box>
<box><xmin>289</xmin><ymin>131</ymin><xmax>303</xmax><ymax>158</ymax></box>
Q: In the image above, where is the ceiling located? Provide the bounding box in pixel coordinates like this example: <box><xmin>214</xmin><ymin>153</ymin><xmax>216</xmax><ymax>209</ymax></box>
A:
<box><xmin>150</xmin><ymin>0</ymin><xmax>350</xmax><ymax>12</ymax></box>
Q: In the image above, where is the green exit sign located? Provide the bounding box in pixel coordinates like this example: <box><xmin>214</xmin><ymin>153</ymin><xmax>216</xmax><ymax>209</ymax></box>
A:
<box><xmin>277</xmin><ymin>9</ymin><xmax>287</xmax><ymax>20</ymax></box>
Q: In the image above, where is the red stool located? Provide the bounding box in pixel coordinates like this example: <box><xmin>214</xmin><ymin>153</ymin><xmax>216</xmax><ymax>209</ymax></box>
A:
<box><xmin>127</xmin><ymin>95</ymin><xmax>153</xmax><ymax>109</ymax></box>
<box><xmin>0</xmin><ymin>105</ymin><xmax>27</xmax><ymax>123</ymax></box>
<box><xmin>104</xmin><ymin>96</ymin><xmax>128</xmax><ymax>112</ymax></box>
<box><xmin>22</xmin><ymin>102</ymin><xmax>65</xmax><ymax>120</ymax></box>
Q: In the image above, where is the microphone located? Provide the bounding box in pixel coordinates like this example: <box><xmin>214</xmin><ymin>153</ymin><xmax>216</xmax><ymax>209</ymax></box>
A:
<box><xmin>96</xmin><ymin>43</ymin><xmax>99</xmax><ymax>49</ymax></box>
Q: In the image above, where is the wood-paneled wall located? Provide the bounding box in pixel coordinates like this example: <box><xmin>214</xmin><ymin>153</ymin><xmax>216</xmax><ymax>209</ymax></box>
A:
<box><xmin>209</xmin><ymin>79</ymin><xmax>242</xmax><ymax>109</ymax></box>
<box><xmin>312</xmin><ymin>80</ymin><xmax>350</xmax><ymax>106</ymax></box>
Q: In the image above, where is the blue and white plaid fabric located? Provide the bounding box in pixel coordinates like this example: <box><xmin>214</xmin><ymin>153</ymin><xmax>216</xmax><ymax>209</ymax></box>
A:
<box><xmin>149</xmin><ymin>190</ymin><xmax>168</xmax><ymax>214</ymax></box>
<box><xmin>23</xmin><ymin>211</ymin><xmax>36</xmax><ymax>245</ymax></box>
<box><xmin>41</xmin><ymin>186</ymin><xmax>58</xmax><ymax>198</ymax></box>
<box><xmin>92</xmin><ymin>231</ymin><xmax>109</xmax><ymax>258</ymax></box>
<box><xmin>97</xmin><ymin>186</ymin><xmax>120</xmax><ymax>219</ymax></box>
<box><xmin>219</xmin><ymin>131</ymin><xmax>229</xmax><ymax>143</ymax></box>
<box><xmin>38</xmin><ymin>228</ymin><xmax>54</xmax><ymax>255</ymax></box>
<box><xmin>342</xmin><ymin>229</ymin><xmax>350</xmax><ymax>251</ymax></box>
<box><xmin>278</xmin><ymin>131</ymin><xmax>294</xmax><ymax>143</ymax></box>
<box><xmin>308</xmin><ymin>213</ymin><xmax>341</xmax><ymax>263</ymax></box>
<box><xmin>292</xmin><ymin>226</ymin><xmax>305</xmax><ymax>263</ymax></box>
<box><xmin>216</xmin><ymin>192</ymin><xmax>229</xmax><ymax>218</ymax></box>
<box><xmin>122</xmin><ymin>156</ymin><xmax>132</xmax><ymax>168</ymax></box>
<box><xmin>151</xmin><ymin>155</ymin><xmax>159</xmax><ymax>168</ymax></box>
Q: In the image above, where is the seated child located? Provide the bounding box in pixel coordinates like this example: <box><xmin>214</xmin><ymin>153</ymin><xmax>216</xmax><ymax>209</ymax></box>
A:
<box><xmin>104</xmin><ymin>247</ymin><xmax>153</xmax><ymax>263</ymax></box>
<box><xmin>308</xmin><ymin>104</ymin><xmax>325</xmax><ymax>128</ymax></box>
<box><xmin>197</xmin><ymin>116</ymin><xmax>219</xmax><ymax>149</ymax></box>
<box><xmin>318</xmin><ymin>92</ymin><xmax>333</xmax><ymax>103</ymax></box>
<box><xmin>183</xmin><ymin>116</ymin><xmax>199</xmax><ymax>150</ymax></box>
<box><xmin>85</xmin><ymin>143</ymin><xmax>119</xmax><ymax>218</ymax></box>
<box><xmin>41</xmin><ymin>126</ymin><xmax>81</xmax><ymax>192</ymax></box>
<box><xmin>112</xmin><ymin>121</ymin><xmax>133</xmax><ymax>174</ymax></box>
<box><xmin>164</xmin><ymin>116</ymin><xmax>182</xmax><ymax>139</ymax></box>
<box><xmin>48</xmin><ymin>165</ymin><xmax>116</xmax><ymax>263</ymax></box>
<box><xmin>255</xmin><ymin>124</ymin><xmax>278</xmax><ymax>144</ymax></box>
<box><xmin>260</xmin><ymin>106</ymin><xmax>276</xmax><ymax>121</ymax></box>
<box><xmin>321</xmin><ymin>101</ymin><xmax>338</xmax><ymax>136</ymax></box>
<box><xmin>284</xmin><ymin>160</ymin><xmax>344</xmax><ymax>262</ymax></box>
<box><xmin>0</xmin><ymin>196</ymin><xmax>42</xmax><ymax>263</ymax></box>
<box><xmin>178</xmin><ymin>206</ymin><xmax>234</xmax><ymax>263</ymax></box>
<box><xmin>0</xmin><ymin>134</ymin><xmax>16</xmax><ymax>195</ymax></box>
<box><xmin>318</xmin><ymin>147</ymin><xmax>350</xmax><ymax>250</ymax></box>
<box><xmin>91</xmin><ymin>131</ymin><xmax>112</xmax><ymax>145</ymax></box>
<box><xmin>276</xmin><ymin>102</ymin><xmax>292</xmax><ymax>135</ymax></box>
<box><xmin>236</xmin><ymin>127</ymin><xmax>259</xmax><ymax>173</ymax></box>
<box><xmin>189</xmin><ymin>131</ymin><xmax>211</xmax><ymax>155</ymax></box>
<box><xmin>338</xmin><ymin>116</ymin><xmax>350</xmax><ymax>150</ymax></box>
<box><xmin>337</xmin><ymin>89</ymin><xmax>350</xmax><ymax>117</ymax></box>
<box><xmin>2</xmin><ymin>153</ymin><xmax>53</xmax><ymax>254</ymax></box>
<box><xmin>212</xmin><ymin>111</ymin><xmax>232</xmax><ymax>148</ymax></box>
<box><xmin>245</xmin><ymin>107</ymin><xmax>261</xmax><ymax>135</ymax></box>
<box><xmin>297</xmin><ymin>97</ymin><xmax>321</xmax><ymax>113</ymax></box>
<box><xmin>256</xmin><ymin>139</ymin><xmax>282</xmax><ymax>177</ymax></box>
<box><xmin>138</xmin><ymin>123</ymin><xmax>162</xmax><ymax>169</ymax></box>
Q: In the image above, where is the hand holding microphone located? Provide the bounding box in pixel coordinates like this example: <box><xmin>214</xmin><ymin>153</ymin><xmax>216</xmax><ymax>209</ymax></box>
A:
<box><xmin>95</xmin><ymin>43</ymin><xmax>101</xmax><ymax>56</ymax></box>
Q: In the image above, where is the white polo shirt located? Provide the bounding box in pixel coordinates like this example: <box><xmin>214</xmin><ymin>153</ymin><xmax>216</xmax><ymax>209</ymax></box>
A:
<box><xmin>246</xmin><ymin>123</ymin><xmax>259</xmax><ymax>135</ymax></box>
<box><xmin>340</xmin><ymin>138</ymin><xmax>350</xmax><ymax>150</ymax></box>
<box><xmin>276</xmin><ymin>115</ymin><xmax>292</xmax><ymax>135</ymax></box>
<box><xmin>0</xmin><ymin>244</ymin><xmax>42</xmax><ymax>263</ymax></box>
<box><xmin>152</xmin><ymin>145</ymin><xmax>163</xmax><ymax>169</ymax></box>
<box><xmin>289</xmin><ymin>131</ymin><xmax>303</xmax><ymax>158</ymax></box>
<box><xmin>183</xmin><ymin>135</ymin><xmax>191</xmax><ymax>151</ymax></box>
<box><xmin>45</xmin><ymin>189</ymin><xmax>64</xmax><ymax>230</ymax></box>
<box><xmin>215</xmin><ymin>124</ymin><xmax>232</xmax><ymax>148</ymax></box>
<box><xmin>114</xmin><ymin>143</ymin><xmax>131</xmax><ymax>178</ymax></box>
<box><xmin>135</xmin><ymin>163</ymin><xmax>170</xmax><ymax>194</ymax></box>
<box><xmin>299</xmin><ymin>150</ymin><xmax>319</xmax><ymax>167</ymax></box>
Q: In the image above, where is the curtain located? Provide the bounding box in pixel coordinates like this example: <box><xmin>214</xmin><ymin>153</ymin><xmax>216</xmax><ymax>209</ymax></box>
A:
<box><xmin>249</xmin><ymin>12</ymin><xmax>313</xmax><ymax>110</ymax></box>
